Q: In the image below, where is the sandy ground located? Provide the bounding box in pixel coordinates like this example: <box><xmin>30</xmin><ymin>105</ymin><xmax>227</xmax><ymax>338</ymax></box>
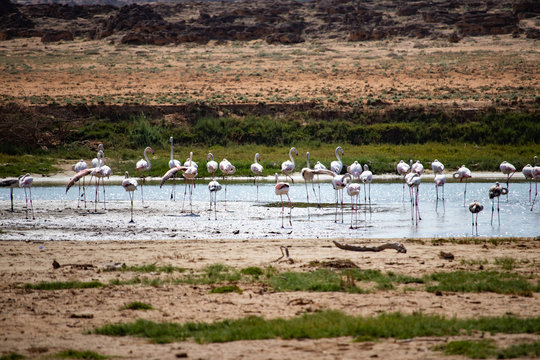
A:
<box><xmin>1</xmin><ymin>234</ymin><xmax>539</xmax><ymax>359</ymax></box>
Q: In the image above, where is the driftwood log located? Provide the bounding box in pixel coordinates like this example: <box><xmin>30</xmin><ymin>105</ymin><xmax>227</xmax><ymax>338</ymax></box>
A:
<box><xmin>333</xmin><ymin>241</ymin><xmax>407</xmax><ymax>253</ymax></box>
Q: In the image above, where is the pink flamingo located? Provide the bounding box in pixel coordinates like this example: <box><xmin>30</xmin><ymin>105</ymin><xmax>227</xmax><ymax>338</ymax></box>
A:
<box><xmin>434</xmin><ymin>173</ymin><xmax>446</xmax><ymax>201</ymax></box>
<box><xmin>274</xmin><ymin>173</ymin><xmax>292</xmax><ymax>228</ymax></box>
<box><xmin>182</xmin><ymin>152</ymin><xmax>198</xmax><ymax>213</ymax></box>
<box><xmin>411</xmin><ymin>160</ymin><xmax>424</xmax><ymax>175</ymax></box>
<box><xmin>469</xmin><ymin>200</ymin><xmax>483</xmax><ymax>236</ymax></box>
<box><xmin>396</xmin><ymin>159</ymin><xmax>411</xmax><ymax>201</ymax></box>
<box><xmin>453</xmin><ymin>165</ymin><xmax>472</xmax><ymax>206</ymax></box>
<box><xmin>406</xmin><ymin>172</ymin><xmax>421</xmax><ymax>225</ymax></box>
<box><xmin>72</xmin><ymin>159</ymin><xmax>88</xmax><ymax>208</ymax></box>
<box><xmin>347</xmin><ymin>160</ymin><xmax>362</xmax><ymax>182</ymax></box>
<box><xmin>313</xmin><ymin>160</ymin><xmax>327</xmax><ymax>207</ymax></box>
<box><xmin>359</xmin><ymin>164</ymin><xmax>373</xmax><ymax>204</ymax></box>
<box><xmin>206</xmin><ymin>153</ymin><xmax>218</xmax><ymax>179</ymax></box>
<box><xmin>332</xmin><ymin>174</ymin><xmax>348</xmax><ymax>223</ymax></box>
<box><xmin>281</xmin><ymin>147</ymin><xmax>298</xmax><ymax>183</ymax></box>
<box><xmin>330</xmin><ymin>146</ymin><xmax>344</xmax><ymax>175</ymax></box>
<box><xmin>208</xmin><ymin>179</ymin><xmax>222</xmax><ymax>220</ymax></box>
<box><xmin>344</xmin><ymin>173</ymin><xmax>362</xmax><ymax>229</ymax></box>
<box><xmin>531</xmin><ymin>157</ymin><xmax>540</xmax><ymax>211</ymax></box>
<box><xmin>219</xmin><ymin>158</ymin><xmax>236</xmax><ymax>210</ymax></box>
<box><xmin>19</xmin><ymin>173</ymin><xmax>34</xmax><ymax>220</ymax></box>
<box><xmin>122</xmin><ymin>171</ymin><xmax>138</xmax><ymax>223</ymax></box>
<box><xmin>499</xmin><ymin>161</ymin><xmax>516</xmax><ymax>200</ymax></box>
<box><xmin>251</xmin><ymin>153</ymin><xmax>263</xmax><ymax>201</ymax></box>
<box><xmin>136</xmin><ymin>146</ymin><xmax>154</xmax><ymax>205</ymax></box>
<box><xmin>168</xmin><ymin>137</ymin><xmax>181</xmax><ymax>201</ymax></box>
<box><xmin>489</xmin><ymin>182</ymin><xmax>507</xmax><ymax>226</ymax></box>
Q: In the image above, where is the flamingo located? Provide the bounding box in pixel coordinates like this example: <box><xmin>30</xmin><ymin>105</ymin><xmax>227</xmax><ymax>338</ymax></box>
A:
<box><xmin>406</xmin><ymin>172</ymin><xmax>421</xmax><ymax>225</ymax></box>
<box><xmin>530</xmin><ymin>157</ymin><xmax>540</xmax><ymax>211</ymax></box>
<box><xmin>274</xmin><ymin>173</ymin><xmax>292</xmax><ymax>228</ymax></box>
<box><xmin>431</xmin><ymin>159</ymin><xmax>444</xmax><ymax>174</ymax></box>
<box><xmin>489</xmin><ymin>182</ymin><xmax>507</xmax><ymax>226</ymax></box>
<box><xmin>434</xmin><ymin>173</ymin><xmax>446</xmax><ymax>201</ymax></box>
<box><xmin>396</xmin><ymin>160</ymin><xmax>411</xmax><ymax>201</ymax></box>
<box><xmin>313</xmin><ymin>160</ymin><xmax>327</xmax><ymax>207</ymax></box>
<box><xmin>208</xmin><ymin>179</ymin><xmax>222</xmax><ymax>220</ymax></box>
<box><xmin>331</xmin><ymin>173</ymin><xmax>348</xmax><ymax>223</ymax></box>
<box><xmin>300</xmin><ymin>152</ymin><xmax>320</xmax><ymax>219</ymax></box>
<box><xmin>91</xmin><ymin>150</ymin><xmax>105</xmax><ymax>212</ymax></box>
<box><xmin>344</xmin><ymin>173</ymin><xmax>362</xmax><ymax>229</ymax></box>
<box><xmin>499</xmin><ymin>161</ymin><xmax>516</xmax><ymax>200</ymax></box>
<box><xmin>522</xmin><ymin>161</ymin><xmax>534</xmax><ymax>205</ymax></box>
<box><xmin>0</xmin><ymin>178</ymin><xmax>19</xmax><ymax>212</ymax></box>
<box><xmin>468</xmin><ymin>200</ymin><xmax>483</xmax><ymax>236</ymax></box>
<box><xmin>359</xmin><ymin>164</ymin><xmax>373</xmax><ymax>204</ymax></box>
<box><xmin>453</xmin><ymin>165</ymin><xmax>472</xmax><ymax>206</ymax></box>
<box><xmin>182</xmin><ymin>152</ymin><xmax>198</xmax><ymax>214</ymax></box>
<box><xmin>136</xmin><ymin>146</ymin><xmax>154</xmax><ymax>205</ymax></box>
<box><xmin>206</xmin><ymin>153</ymin><xmax>218</xmax><ymax>179</ymax></box>
<box><xmin>168</xmin><ymin>137</ymin><xmax>181</xmax><ymax>201</ymax></box>
<box><xmin>219</xmin><ymin>158</ymin><xmax>236</xmax><ymax>210</ymax></box>
<box><xmin>97</xmin><ymin>151</ymin><xmax>111</xmax><ymax>210</ymax></box>
<box><xmin>330</xmin><ymin>146</ymin><xmax>344</xmax><ymax>175</ymax></box>
<box><xmin>281</xmin><ymin>147</ymin><xmax>298</xmax><ymax>183</ymax></box>
<box><xmin>411</xmin><ymin>160</ymin><xmax>424</xmax><ymax>175</ymax></box>
<box><xmin>251</xmin><ymin>153</ymin><xmax>263</xmax><ymax>201</ymax></box>
<box><xmin>347</xmin><ymin>160</ymin><xmax>362</xmax><ymax>182</ymax></box>
<box><xmin>72</xmin><ymin>159</ymin><xmax>88</xmax><ymax>208</ymax></box>
<box><xmin>122</xmin><ymin>171</ymin><xmax>138</xmax><ymax>223</ymax></box>
<box><xmin>19</xmin><ymin>173</ymin><xmax>34</xmax><ymax>220</ymax></box>
<box><xmin>91</xmin><ymin>144</ymin><xmax>104</xmax><ymax>168</ymax></box>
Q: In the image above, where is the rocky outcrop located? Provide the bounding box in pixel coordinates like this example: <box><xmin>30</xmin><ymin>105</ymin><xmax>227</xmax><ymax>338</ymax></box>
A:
<box><xmin>456</xmin><ymin>12</ymin><xmax>519</xmax><ymax>36</ymax></box>
<box><xmin>41</xmin><ymin>30</ymin><xmax>74</xmax><ymax>43</ymax></box>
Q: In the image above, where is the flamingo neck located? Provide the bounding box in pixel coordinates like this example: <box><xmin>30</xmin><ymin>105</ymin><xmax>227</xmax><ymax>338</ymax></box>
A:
<box><xmin>170</xmin><ymin>140</ymin><xmax>174</xmax><ymax>161</ymax></box>
<box><xmin>335</xmin><ymin>148</ymin><xmax>341</xmax><ymax>162</ymax></box>
<box><xmin>306</xmin><ymin>153</ymin><xmax>310</xmax><ymax>169</ymax></box>
<box><xmin>254</xmin><ymin>153</ymin><xmax>259</xmax><ymax>164</ymax></box>
<box><xmin>144</xmin><ymin>149</ymin><xmax>151</xmax><ymax>170</ymax></box>
<box><xmin>289</xmin><ymin>148</ymin><xmax>295</xmax><ymax>164</ymax></box>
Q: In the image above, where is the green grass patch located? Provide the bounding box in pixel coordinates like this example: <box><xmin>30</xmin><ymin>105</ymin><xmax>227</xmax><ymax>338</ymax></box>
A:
<box><xmin>53</xmin><ymin>349</ymin><xmax>109</xmax><ymax>359</ymax></box>
<box><xmin>24</xmin><ymin>281</ymin><xmax>104</xmax><ymax>290</ymax></box>
<box><xmin>210</xmin><ymin>285</ymin><xmax>243</xmax><ymax>294</ymax></box>
<box><xmin>435</xmin><ymin>340</ymin><xmax>540</xmax><ymax>359</ymax></box>
<box><xmin>122</xmin><ymin>264</ymin><xmax>186</xmax><ymax>274</ymax></box>
<box><xmin>0</xmin><ymin>353</ymin><xmax>25</xmax><ymax>360</ymax></box>
<box><xmin>91</xmin><ymin>311</ymin><xmax>540</xmax><ymax>344</ymax></box>
<box><xmin>426</xmin><ymin>271</ymin><xmax>538</xmax><ymax>296</ymax></box>
<box><xmin>122</xmin><ymin>301</ymin><xmax>153</xmax><ymax>311</ymax></box>
<box><xmin>494</xmin><ymin>257</ymin><xmax>517</xmax><ymax>271</ymax></box>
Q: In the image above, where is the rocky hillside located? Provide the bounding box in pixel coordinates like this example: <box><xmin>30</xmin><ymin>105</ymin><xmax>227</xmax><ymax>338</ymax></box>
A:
<box><xmin>1</xmin><ymin>0</ymin><xmax>539</xmax><ymax>44</ymax></box>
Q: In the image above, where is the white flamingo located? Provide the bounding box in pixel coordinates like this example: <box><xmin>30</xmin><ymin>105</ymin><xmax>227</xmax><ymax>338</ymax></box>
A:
<box><xmin>347</xmin><ymin>160</ymin><xmax>362</xmax><ymax>182</ymax></box>
<box><xmin>489</xmin><ymin>182</ymin><xmax>507</xmax><ymax>226</ymax></box>
<box><xmin>206</xmin><ymin>153</ymin><xmax>218</xmax><ymax>179</ymax></box>
<box><xmin>182</xmin><ymin>152</ymin><xmax>198</xmax><ymax>213</ymax></box>
<box><xmin>469</xmin><ymin>200</ymin><xmax>483</xmax><ymax>236</ymax></box>
<box><xmin>530</xmin><ymin>157</ymin><xmax>540</xmax><ymax>211</ymax></box>
<box><xmin>72</xmin><ymin>159</ymin><xmax>88</xmax><ymax>208</ymax></box>
<box><xmin>331</xmin><ymin>173</ymin><xmax>348</xmax><ymax>223</ymax></box>
<box><xmin>359</xmin><ymin>164</ymin><xmax>373</xmax><ymax>204</ymax></box>
<box><xmin>499</xmin><ymin>161</ymin><xmax>516</xmax><ymax>200</ymax></box>
<box><xmin>19</xmin><ymin>173</ymin><xmax>34</xmax><ymax>220</ymax></box>
<box><xmin>522</xmin><ymin>161</ymin><xmax>534</xmax><ymax>205</ymax></box>
<box><xmin>274</xmin><ymin>173</ymin><xmax>292</xmax><ymax>228</ymax></box>
<box><xmin>136</xmin><ymin>146</ymin><xmax>154</xmax><ymax>205</ymax></box>
<box><xmin>122</xmin><ymin>171</ymin><xmax>138</xmax><ymax>223</ymax></box>
<box><xmin>411</xmin><ymin>160</ymin><xmax>424</xmax><ymax>175</ymax></box>
<box><xmin>168</xmin><ymin>137</ymin><xmax>181</xmax><ymax>201</ymax></box>
<box><xmin>330</xmin><ymin>146</ymin><xmax>344</xmax><ymax>175</ymax></box>
<box><xmin>91</xmin><ymin>150</ymin><xmax>105</xmax><ymax>212</ymax></box>
<box><xmin>219</xmin><ymin>158</ymin><xmax>236</xmax><ymax>210</ymax></box>
<box><xmin>97</xmin><ymin>150</ymin><xmax>111</xmax><ymax>210</ymax></box>
<box><xmin>300</xmin><ymin>152</ymin><xmax>319</xmax><ymax>219</ymax></box>
<box><xmin>91</xmin><ymin>144</ymin><xmax>104</xmax><ymax>168</ymax></box>
<box><xmin>396</xmin><ymin>159</ymin><xmax>411</xmax><ymax>201</ymax></box>
<box><xmin>406</xmin><ymin>172</ymin><xmax>421</xmax><ymax>225</ymax></box>
<box><xmin>434</xmin><ymin>173</ymin><xmax>446</xmax><ymax>201</ymax></box>
<box><xmin>251</xmin><ymin>153</ymin><xmax>263</xmax><ymax>201</ymax></box>
<box><xmin>281</xmin><ymin>147</ymin><xmax>298</xmax><ymax>183</ymax></box>
<box><xmin>208</xmin><ymin>179</ymin><xmax>222</xmax><ymax>220</ymax></box>
<box><xmin>313</xmin><ymin>160</ymin><xmax>327</xmax><ymax>207</ymax></box>
<box><xmin>0</xmin><ymin>178</ymin><xmax>19</xmax><ymax>212</ymax></box>
<box><xmin>344</xmin><ymin>173</ymin><xmax>361</xmax><ymax>229</ymax></box>
<box><xmin>431</xmin><ymin>159</ymin><xmax>444</xmax><ymax>174</ymax></box>
<box><xmin>453</xmin><ymin>165</ymin><xmax>472</xmax><ymax>206</ymax></box>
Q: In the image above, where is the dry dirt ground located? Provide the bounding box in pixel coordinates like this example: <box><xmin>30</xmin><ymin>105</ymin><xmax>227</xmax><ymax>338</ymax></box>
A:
<box><xmin>0</xmin><ymin>35</ymin><xmax>538</xmax><ymax>109</ymax></box>
<box><xmin>0</xmin><ymin>236</ymin><xmax>539</xmax><ymax>359</ymax></box>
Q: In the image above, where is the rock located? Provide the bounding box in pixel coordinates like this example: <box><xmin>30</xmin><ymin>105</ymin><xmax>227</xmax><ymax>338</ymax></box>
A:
<box><xmin>456</xmin><ymin>12</ymin><xmax>519</xmax><ymax>36</ymax></box>
<box><xmin>41</xmin><ymin>30</ymin><xmax>73</xmax><ymax>42</ymax></box>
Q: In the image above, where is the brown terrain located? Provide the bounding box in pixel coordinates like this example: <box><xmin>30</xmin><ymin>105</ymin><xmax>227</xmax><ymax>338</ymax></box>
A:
<box><xmin>0</xmin><ymin>0</ymin><xmax>540</xmax><ymax>358</ymax></box>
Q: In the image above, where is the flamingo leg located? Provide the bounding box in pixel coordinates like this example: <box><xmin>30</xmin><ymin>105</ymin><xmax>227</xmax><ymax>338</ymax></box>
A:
<box><xmin>340</xmin><ymin>189</ymin><xmax>344</xmax><ymax>223</ymax></box>
<box><xmin>181</xmin><ymin>180</ymin><xmax>188</xmax><ymax>213</ymax></box>
<box><xmin>334</xmin><ymin>189</ymin><xmax>338</xmax><ymax>223</ymax></box>
<box><xmin>10</xmin><ymin>188</ymin><xmax>13</xmax><ymax>212</ymax></box>
<box><xmin>402</xmin><ymin>178</ymin><xmax>405</xmax><ymax>201</ymax></box>
<box><xmin>349</xmin><ymin>195</ymin><xmax>354</xmax><ymax>229</ymax></box>
<box><xmin>78</xmin><ymin>181</ymin><xmax>81</xmax><ymax>208</ymax></box>
<box><xmin>463</xmin><ymin>181</ymin><xmax>468</xmax><ymax>207</ymax></box>
<box><xmin>214</xmin><ymin>191</ymin><xmax>217</xmax><ymax>220</ymax></box>
<box><xmin>409</xmin><ymin>187</ymin><xmax>414</xmax><ymax>223</ymax></box>
<box><xmin>368</xmin><ymin>182</ymin><xmax>371</xmax><ymax>204</ymax></box>
<box><xmin>23</xmin><ymin>188</ymin><xmax>28</xmax><ymax>219</ymax></box>
<box><xmin>29</xmin><ymin>187</ymin><xmax>34</xmax><ymax>220</ymax></box>
<box><xmin>475</xmin><ymin>213</ymin><xmax>479</xmax><ymax>236</ymax></box>
<box><xmin>83</xmin><ymin>177</ymin><xmax>87</xmax><ymax>208</ymax></box>
<box><xmin>497</xmin><ymin>196</ymin><xmax>500</xmax><ymax>226</ymax></box>
<box><xmin>287</xmin><ymin>193</ymin><xmax>292</xmax><ymax>226</ymax></box>
<box><xmin>140</xmin><ymin>176</ymin><xmax>144</xmax><ymax>205</ymax></box>
<box><xmin>316</xmin><ymin>175</ymin><xmax>322</xmax><ymax>208</ymax></box>
<box><xmin>225</xmin><ymin>176</ymin><xmax>229</xmax><ymax>211</ymax></box>
<box><xmin>442</xmin><ymin>184</ymin><xmax>445</xmax><ymax>201</ymax></box>
<box><xmin>491</xmin><ymin>198</ymin><xmax>495</xmax><ymax>226</ymax></box>
<box><xmin>280</xmin><ymin>194</ymin><xmax>284</xmax><ymax>228</ymax></box>
<box><xmin>94</xmin><ymin>178</ymin><xmax>99</xmax><ymax>213</ymax></box>
<box><xmin>102</xmin><ymin>177</ymin><xmax>106</xmax><ymax>210</ymax></box>
<box><xmin>129</xmin><ymin>192</ymin><xmax>134</xmax><ymax>223</ymax></box>
<box><xmin>305</xmin><ymin>182</ymin><xmax>310</xmax><ymax>220</ymax></box>
<box><xmin>416</xmin><ymin>187</ymin><xmax>421</xmax><ymax>221</ymax></box>
<box><xmin>256</xmin><ymin>176</ymin><xmax>259</xmax><ymax>202</ymax></box>
<box><xmin>190</xmin><ymin>180</ymin><xmax>194</xmax><ymax>214</ymax></box>
<box><xmin>531</xmin><ymin>179</ymin><xmax>538</xmax><ymax>211</ymax></box>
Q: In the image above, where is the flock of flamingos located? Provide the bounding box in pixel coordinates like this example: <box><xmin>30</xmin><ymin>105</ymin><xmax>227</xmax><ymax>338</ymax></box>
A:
<box><xmin>1</xmin><ymin>136</ymin><xmax>539</xmax><ymax>233</ymax></box>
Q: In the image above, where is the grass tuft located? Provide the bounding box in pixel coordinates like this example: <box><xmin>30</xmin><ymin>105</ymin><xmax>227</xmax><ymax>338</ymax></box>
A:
<box><xmin>210</xmin><ymin>285</ymin><xmax>243</xmax><ymax>294</ymax></box>
<box><xmin>122</xmin><ymin>302</ymin><xmax>153</xmax><ymax>311</ymax></box>
<box><xmin>0</xmin><ymin>353</ymin><xmax>25</xmax><ymax>360</ymax></box>
<box><xmin>54</xmin><ymin>349</ymin><xmax>109</xmax><ymax>359</ymax></box>
<box><xmin>24</xmin><ymin>281</ymin><xmax>104</xmax><ymax>291</ymax></box>
<box><xmin>434</xmin><ymin>340</ymin><xmax>540</xmax><ymax>359</ymax></box>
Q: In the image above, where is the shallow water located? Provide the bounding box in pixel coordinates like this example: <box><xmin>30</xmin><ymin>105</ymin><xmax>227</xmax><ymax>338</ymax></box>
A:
<box><xmin>1</xmin><ymin>180</ymin><xmax>539</xmax><ymax>240</ymax></box>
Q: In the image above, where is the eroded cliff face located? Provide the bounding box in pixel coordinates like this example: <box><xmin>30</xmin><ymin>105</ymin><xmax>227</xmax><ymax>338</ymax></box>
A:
<box><xmin>1</xmin><ymin>0</ymin><xmax>539</xmax><ymax>44</ymax></box>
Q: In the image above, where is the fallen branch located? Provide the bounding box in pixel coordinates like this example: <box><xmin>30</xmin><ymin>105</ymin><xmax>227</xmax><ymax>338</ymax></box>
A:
<box><xmin>333</xmin><ymin>241</ymin><xmax>407</xmax><ymax>253</ymax></box>
<box><xmin>52</xmin><ymin>260</ymin><xmax>95</xmax><ymax>270</ymax></box>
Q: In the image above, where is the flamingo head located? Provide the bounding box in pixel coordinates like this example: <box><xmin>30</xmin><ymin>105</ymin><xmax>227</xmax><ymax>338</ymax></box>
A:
<box><xmin>146</xmin><ymin>147</ymin><xmax>154</xmax><ymax>154</ymax></box>
<box><xmin>125</xmin><ymin>171</ymin><xmax>129</xmax><ymax>178</ymax></box>
<box><xmin>207</xmin><ymin>153</ymin><xmax>214</xmax><ymax>161</ymax></box>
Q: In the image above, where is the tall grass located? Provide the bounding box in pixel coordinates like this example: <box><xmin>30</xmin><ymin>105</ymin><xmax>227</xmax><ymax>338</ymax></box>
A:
<box><xmin>91</xmin><ymin>310</ymin><xmax>540</xmax><ymax>344</ymax></box>
<box><xmin>435</xmin><ymin>340</ymin><xmax>540</xmax><ymax>359</ymax></box>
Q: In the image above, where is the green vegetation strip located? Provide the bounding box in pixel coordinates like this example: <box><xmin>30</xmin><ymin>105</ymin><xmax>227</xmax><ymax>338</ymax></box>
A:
<box><xmin>92</xmin><ymin>310</ymin><xmax>540</xmax><ymax>344</ymax></box>
<box><xmin>23</xmin><ymin>266</ymin><xmax>540</xmax><ymax>296</ymax></box>
<box><xmin>434</xmin><ymin>340</ymin><xmax>540</xmax><ymax>359</ymax></box>
<box><xmin>122</xmin><ymin>302</ymin><xmax>153</xmax><ymax>311</ymax></box>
